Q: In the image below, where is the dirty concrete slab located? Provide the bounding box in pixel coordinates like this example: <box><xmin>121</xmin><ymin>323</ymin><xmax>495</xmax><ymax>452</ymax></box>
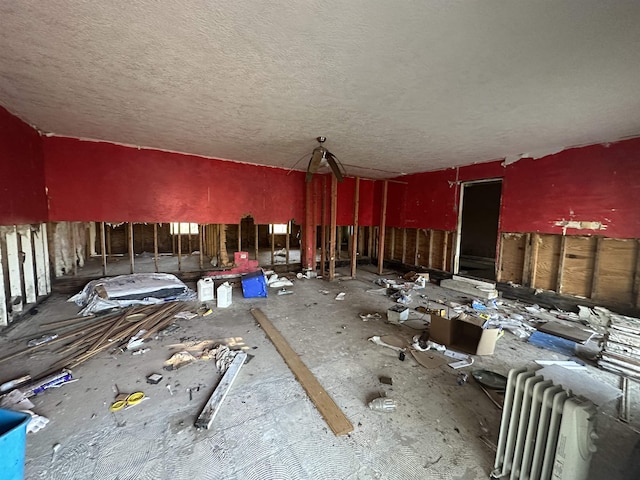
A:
<box><xmin>0</xmin><ymin>266</ymin><xmax>638</xmax><ymax>479</ymax></box>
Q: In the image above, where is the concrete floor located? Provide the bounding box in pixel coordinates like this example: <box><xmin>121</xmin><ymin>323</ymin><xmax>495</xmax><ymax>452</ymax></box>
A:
<box><xmin>1</xmin><ymin>265</ymin><xmax>639</xmax><ymax>479</ymax></box>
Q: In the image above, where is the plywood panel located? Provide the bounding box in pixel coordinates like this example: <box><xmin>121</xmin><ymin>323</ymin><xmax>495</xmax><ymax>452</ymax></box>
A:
<box><xmin>393</xmin><ymin>228</ymin><xmax>404</xmax><ymax>260</ymax></box>
<box><xmin>416</xmin><ymin>229</ymin><xmax>428</xmax><ymax>268</ymax></box>
<box><xmin>561</xmin><ymin>236</ymin><xmax>596</xmax><ymax>298</ymax></box>
<box><xmin>594</xmin><ymin>238</ymin><xmax>636</xmax><ymax>304</ymax></box>
<box><xmin>533</xmin><ymin>234</ymin><xmax>562</xmax><ymax>291</ymax></box>
<box><xmin>499</xmin><ymin>233</ymin><xmax>526</xmax><ymax>284</ymax></box>
<box><xmin>384</xmin><ymin>227</ymin><xmax>393</xmax><ymax>261</ymax></box>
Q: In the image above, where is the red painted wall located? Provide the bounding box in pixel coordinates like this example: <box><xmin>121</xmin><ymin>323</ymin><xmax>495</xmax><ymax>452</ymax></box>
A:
<box><xmin>43</xmin><ymin>137</ymin><xmax>306</xmax><ymax>224</ymax></box>
<box><xmin>0</xmin><ymin>106</ymin><xmax>47</xmax><ymax>225</ymax></box>
<box><xmin>386</xmin><ymin>141</ymin><xmax>640</xmax><ymax>240</ymax></box>
<box><xmin>501</xmin><ymin>140</ymin><xmax>640</xmax><ymax>238</ymax></box>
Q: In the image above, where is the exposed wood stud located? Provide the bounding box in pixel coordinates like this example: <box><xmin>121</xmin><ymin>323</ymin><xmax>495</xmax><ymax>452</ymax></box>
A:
<box><xmin>238</xmin><ymin>222</ymin><xmax>242</xmax><ymax>253</ymax></box>
<box><xmin>427</xmin><ymin>229</ymin><xmax>434</xmax><ymax>268</ymax></box>
<box><xmin>128</xmin><ymin>222</ymin><xmax>135</xmax><ymax>274</ymax></box>
<box><xmin>337</xmin><ymin>225</ymin><xmax>343</xmax><ymax>261</ymax></box>
<box><xmin>633</xmin><ymin>239</ymin><xmax>640</xmax><ymax>307</ymax></box>
<box><xmin>5</xmin><ymin>226</ymin><xmax>22</xmax><ymax>311</ymax></box>
<box><xmin>496</xmin><ymin>233</ymin><xmax>505</xmax><ymax>282</ymax></box>
<box><xmin>377</xmin><ymin>181</ymin><xmax>388</xmax><ymax>275</ymax></box>
<box><xmin>320</xmin><ymin>177</ymin><xmax>327</xmax><ymax>277</ymax></box>
<box><xmin>329</xmin><ymin>174</ymin><xmax>338</xmax><ymax>281</ymax></box>
<box><xmin>401</xmin><ymin>228</ymin><xmax>407</xmax><ymax>264</ymax></box>
<box><xmin>441</xmin><ymin>231</ymin><xmax>449</xmax><ymax>271</ymax></box>
<box><xmin>285</xmin><ymin>221</ymin><xmax>290</xmax><ymax>266</ymax></box>
<box><xmin>254</xmin><ymin>224</ymin><xmax>259</xmax><ymax>261</ymax></box>
<box><xmin>0</xmin><ymin>244</ymin><xmax>7</xmax><ymax>326</ymax></box>
<box><xmin>556</xmin><ymin>235</ymin><xmax>567</xmax><ymax>294</ymax></box>
<box><xmin>106</xmin><ymin>225</ymin><xmax>112</xmax><ymax>258</ymax></box>
<box><xmin>414</xmin><ymin>229</ymin><xmax>420</xmax><ymax>266</ymax></box>
<box><xmin>590</xmin><ymin>236</ymin><xmax>603</xmax><ymax>299</ymax></box>
<box><xmin>177</xmin><ymin>222</ymin><xmax>182</xmax><ymax>271</ymax></box>
<box><xmin>358</xmin><ymin>226</ymin><xmax>365</xmax><ymax>257</ymax></box>
<box><xmin>367</xmin><ymin>225</ymin><xmax>373</xmax><ymax>259</ymax></box>
<box><xmin>530</xmin><ymin>233</ymin><xmax>540</xmax><ymax>288</ymax></box>
<box><xmin>389</xmin><ymin>227</ymin><xmax>395</xmax><ymax>261</ymax></box>
<box><xmin>199</xmin><ymin>224</ymin><xmax>204</xmax><ymax>270</ymax></box>
<box><xmin>270</xmin><ymin>225</ymin><xmax>275</xmax><ymax>265</ymax></box>
<box><xmin>71</xmin><ymin>223</ymin><xmax>78</xmax><ymax>276</ymax></box>
<box><xmin>100</xmin><ymin>222</ymin><xmax>107</xmax><ymax>276</ymax></box>
<box><xmin>521</xmin><ymin>233</ymin><xmax>532</xmax><ymax>286</ymax></box>
<box><xmin>33</xmin><ymin>225</ymin><xmax>48</xmax><ymax>296</ymax></box>
<box><xmin>19</xmin><ymin>228</ymin><xmax>36</xmax><ymax>304</ymax></box>
<box><xmin>41</xmin><ymin>224</ymin><xmax>51</xmax><ymax>293</ymax></box>
<box><xmin>351</xmin><ymin>177</ymin><xmax>360</xmax><ymax>278</ymax></box>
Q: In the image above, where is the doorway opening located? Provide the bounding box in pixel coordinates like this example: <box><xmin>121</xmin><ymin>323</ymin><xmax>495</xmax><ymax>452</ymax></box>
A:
<box><xmin>454</xmin><ymin>180</ymin><xmax>502</xmax><ymax>280</ymax></box>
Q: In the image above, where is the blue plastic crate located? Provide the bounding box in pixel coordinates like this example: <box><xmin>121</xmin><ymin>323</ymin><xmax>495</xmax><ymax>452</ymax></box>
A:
<box><xmin>241</xmin><ymin>271</ymin><xmax>268</xmax><ymax>298</ymax></box>
<box><xmin>0</xmin><ymin>409</ymin><xmax>31</xmax><ymax>480</ymax></box>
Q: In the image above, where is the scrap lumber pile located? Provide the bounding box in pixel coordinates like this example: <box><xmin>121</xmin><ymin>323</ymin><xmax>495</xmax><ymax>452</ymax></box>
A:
<box><xmin>599</xmin><ymin>314</ymin><xmax>640</xmax><ymax>379</ymax></box>
<box><xmin>0</xmin><ymin>302</ymin><xmax>183</xmax><ymax>380</ymax></box>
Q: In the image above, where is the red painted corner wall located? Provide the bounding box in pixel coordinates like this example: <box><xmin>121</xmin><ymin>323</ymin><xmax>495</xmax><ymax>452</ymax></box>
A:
<box><xmin>43</xmin><ymin>137</ymin><xmax>306</xmax><ymax>224</ymax></box>
<box><xmin>0</xmin><ymin>106</ymin><xmax>47</xmax><ymax>225</ymax></box>
<box><xmin>500</xmin><ymin>139</ymin><xmax>640</xmax><ymax>238</ymax></box>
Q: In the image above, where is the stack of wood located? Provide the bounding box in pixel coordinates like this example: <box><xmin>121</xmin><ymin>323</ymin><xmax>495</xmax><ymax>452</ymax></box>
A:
<box><xmin>599</xmin><ymin>314</ymin><xmax>640</xmax><ymax>379</ymax></box>
<box><xmin>0</xmin><ymin>302</ymin><xmax>185</xmax><ymax>381</ymax></box>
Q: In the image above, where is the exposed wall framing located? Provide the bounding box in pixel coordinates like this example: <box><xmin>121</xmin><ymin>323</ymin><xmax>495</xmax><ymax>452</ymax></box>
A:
<box><xmin>499</xmin><ymin>232</ymin><xmax>640</xmax><ymax>308</ymax></box>
<box><xmin>383</xmin><ymin>227</ymin><xmax>454</xmax><ymax>271</ymax></box>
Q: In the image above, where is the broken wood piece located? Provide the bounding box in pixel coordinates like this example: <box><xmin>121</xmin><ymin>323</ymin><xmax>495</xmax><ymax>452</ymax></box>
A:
<box><xmin>250</xmin><ymin>308</ymin><xmax>353</xmax><ymax>436</ymax></box>
<box><xmin>195</xmin><ymin>351</ymin><xmax>247</xmax><ymax>429</ymax></box>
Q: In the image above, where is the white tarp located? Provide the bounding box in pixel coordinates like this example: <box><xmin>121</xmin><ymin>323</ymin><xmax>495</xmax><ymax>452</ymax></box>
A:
<box><xmin>69</xmin><ymin>273</ymin><xmax>196</xmax><ymax>315</ymax></box>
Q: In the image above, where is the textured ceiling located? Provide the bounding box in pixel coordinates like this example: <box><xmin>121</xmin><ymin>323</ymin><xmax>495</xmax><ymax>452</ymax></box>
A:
<box><xmin>1</xmin><ymin>1</ymin><xmax>640</xmax><ymax>178</ymax></box>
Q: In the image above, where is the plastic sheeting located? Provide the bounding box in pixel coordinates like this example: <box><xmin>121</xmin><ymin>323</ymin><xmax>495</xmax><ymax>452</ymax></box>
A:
<box><xmin>69</xmin><ymin>273</ymin><xmax>196</xmax><ymax>315</ymax></box>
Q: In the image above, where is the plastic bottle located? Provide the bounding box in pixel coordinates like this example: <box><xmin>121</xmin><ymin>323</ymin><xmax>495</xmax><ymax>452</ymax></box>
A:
<box><xmin>368</xmin><ymin>397</ymin><xmax>397</xmax><ymax>412</ymax></box>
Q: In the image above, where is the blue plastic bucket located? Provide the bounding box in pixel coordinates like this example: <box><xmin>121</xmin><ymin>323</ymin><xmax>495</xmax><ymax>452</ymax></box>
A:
<box><xmin>0</xmin><ymin>409</ymin><xmax>31</xmax><ymax>480</ymax></box>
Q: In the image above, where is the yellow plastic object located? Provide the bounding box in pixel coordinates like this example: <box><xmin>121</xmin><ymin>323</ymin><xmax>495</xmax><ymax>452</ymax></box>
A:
<box><xmin>109</xmin><ymin>391</ymin><xmax>145</xmax><ymax>411</ymax></box>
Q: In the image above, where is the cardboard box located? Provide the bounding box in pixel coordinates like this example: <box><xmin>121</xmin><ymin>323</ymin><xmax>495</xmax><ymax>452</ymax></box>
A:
<box><xmin>429</xmin><ymin>313</ymin><xmax>500</xmax><ymax>355</ymax></box>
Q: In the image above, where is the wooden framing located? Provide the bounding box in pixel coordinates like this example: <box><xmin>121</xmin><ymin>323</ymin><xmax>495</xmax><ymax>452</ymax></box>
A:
<box><xmin>556</xmin><ymin>235</ymin><xmax>567</xmax><ymax>293</ymax></box>
<box><xmin>18</xmin><ymin>227</ymin><xmax>36</xmax><ymax>304</ymax></box>
<box><xmin>377</xmin><ymin>181</ymin><xmax>388</xmax><ymax>275</ymax></box>
<box><xmin>285</xmin><ymin>221</ymin><xmax>290</xmax><ymax>265</ymax></box>
<box><xmin>427</xmin><ymin>229</ymin><xmax>434</xmax><ymax>268</ymax></box>
<box><xmin>177</xmin><ymin>222</ymin><xmax>182</xmax><ymax>271</ymax></box>
<box><xmin>128</xmin><ymin>222</ymin><xmax>135</xmax><ymax>273</ymax></box>
<box><xmin>320</xmin><ymin>176</ymin><xmax>327</xmax><ymax>277</ymax></box>
<box><xmin>270</xmin><ymin>226</ymin><xmax>275</xmax><ymax>265</ymax></box>
<box><xmin>254</xmin><ymin>224</ymin><xmax>259</xmax><ymax>261</ymax></box>
<box><xmin>529</xmin><ymin>233</ymin><xmax>540</xmax><ymax>287</ymax></box>
<box><xmin>100</xmin><ymin>222</ymin><xmax>107</xmax><ymax>276</ymax></box>
<box><xmin>350</xmin><ymin>177</ymin><xmax>360</xmax><ymax>278</ymax></box>
<box><xmin>71</xmin><ymin>223</ymin><xmax>78</xmax><ymax>275</ymax></box>
<box><xmin>521</xmin><ymin>233</ymin><xmax>532</xmax><ymax>286</ymax></box>
<box><xmin>329</xmin><ymin>174</ymin><xmax>338</xmax><ymax>281</ymax></box>
<box><xmin>441</xmin><ymin>231</ymin><xmax>449</xmax><ymax>271</ymax></box>
<box><xmin>199</xmin><ymin>224</ymin><xmax>204</xmax><ymax>270</ymax></box>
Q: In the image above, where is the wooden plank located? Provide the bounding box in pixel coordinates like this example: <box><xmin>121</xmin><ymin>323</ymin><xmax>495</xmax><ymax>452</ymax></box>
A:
<box><xmin>0</xmin><ymin>241</ymin><xmax>7</xmax><ymax>326</ymax></box>
<box><xmin>153</xmin><ymin>223</ymin><xmax>159</xmax><ymax>272</ymax></box>
<box><xmin>427</xmin><ymin>229</ymin><xmax>434</xmax><ymax>268</ymax></box>
<box><xmin>401</xmin><ymin>228</ymin><xmax>407</xmax><ymax>264</ymax></box>
<box><xmin>18</xmin><ymin>227</ymin><xmax>36</xmax><ymax>304</ymax></box>
<box><xmin>367</xmin><ymin>225</ymin><xmax>373</xmax><ymax>259</ymax></box>
<box><xmin>590</xmin><ymin>236</ymin><xmax>603</xmax><ymax>299</ymax></box>
<box><xmin>270</xmin><ymin>225</ymin><xmax>275</xmax><ymax>265</ymax></box>
<box><xmin>530</xmin><ymin>233</ymin><xmax>540</xmax><ymax>288</ymax></box>
<box><xmin>329</xmin><ymin>174</ymin><xmax>338</xmax><ymax>280</ymax></box>
<box><xmin>254</xmin><ymin>224</ymin><xmax>259</xmax><ymax>261</ymax></box>
<box><xmin>521</xmin><ymin>233</ymin><xmax>532</xmax><ymax>286</ymax></box>
<box><xmin>41</xmin><ymin>224</ymin><xmax>51</xmax><ymax>293</ymax></box>
<box><xmin>285</xmin><ymin>221</ymin><xmax>290</xmax><ymax>265</ymax></box>
<box><xmin>100</xmin><ymin>222</ymin><xmax>108</xmax><ymax>275</ymax></box>
<box><xmin>199</xmin><ymin>224</ymin><xmax>204</xmax><ymax>270</ymax></box>
<box><xmin>177</xmin><ymin>222</ymin><xmax>182</xmax><ymax>271</ymax></box>
<box><xmin>250</xmin><ymin>308</ymin><xmax>353</xmax><ymax>436</ymax></box>
<box><xmin>377</xmin><ymin>181</ymin><xmax>388</xmax><ymax>275</ymax></box>
<box><xmin>441</xmin><ymin>230</ymin><xmax>449</xmax><ymax>271</ymax></box>
<box><xmin>562</xmin><ymin>236</ymin><xmax>596</xmax><ymax>298</ymax></box>
<box><xmin>128</xmin><ymin>222</ymin><xmax>135</xmax><ymax>273</ymax></box>
<box><xmin>389</xmin><ymin>227</ymin><xmax>395</xmax><ymax>261</ymax></box>
<box><xmin>556</xmin><ymin>235</ymin><xmax>567</xmax><ymax>293</ymax></box>
<box><xmin>414</xmin><ymin>228</ymin><xmax>420</xmax><ymax>266</ymax></box>
<box><xmin>70</xmin><ymin>223</ymin><xmax>78</xmax><ymax>275</ymax></box>
<box><xmin>496</xmin><ymin>233</ymin><xmax>505</xmax><ymax>282</ymax></box>
<box><xmin>350</xmin><ymin>177</ymin><xmax>360</xmax><ymax>278</ymax></box>
<box><xmin>535</xmin><ymin>234</ymin><xmax>562</xmax><ymax>291</ymax></box>
<box><xmin>238</xmin><ymin>222</ymin><xmax>242</xmax><ymax>252</ymax></box>
<box><xmin>634</xmin><ymin>239</ymin><xmax>640</xmax><ymax>307</ymax></box>
<box><xmin>106</xmin><ymin>224</ymin><xmax>112</xmax><ymax>258</ymax></box>
<box><xmin>5</xmin><ymin>226</ymin><xmax>22</xmax><ymax>303</ymax></box>
<box><xmin>321</xmin><ymin>177</ymin><xmax>327</xmax><ymax>277</ymax></box>
<box><xmin>33</xmin><ymin>225</ymin><xmax>48</xmax><ymax>296</ymax></box>
<box><xmin>195</xmin><ymin>352</ymin><xmax>247</xmax><ymax>430</ymax></box>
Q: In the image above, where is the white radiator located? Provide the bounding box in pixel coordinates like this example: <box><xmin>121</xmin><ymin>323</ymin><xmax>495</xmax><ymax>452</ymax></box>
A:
<box><xmin>491</xmin><ymin>368</ymin><xmax>598</xmax><ymax>480</ymax></box>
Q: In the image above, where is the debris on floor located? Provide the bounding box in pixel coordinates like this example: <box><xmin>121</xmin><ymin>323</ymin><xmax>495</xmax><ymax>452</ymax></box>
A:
<box><xmin>368</xmin><ymin>396</ymin><xmax>396</xmax><ymax>412</ymax></box>
<box><xmin>599</xmin><ymin>311</ymin><xmax>640</xmax><ymax>379</ymax></box>
<box><xmin>359</xmin><ymin>312</ymin><xmax>381</xmax><ymax>322</ymax></box>
<box><xmin>69</xmin><ymin>273</ymin><xmax>196</xmax><ymax>315</ymax></box>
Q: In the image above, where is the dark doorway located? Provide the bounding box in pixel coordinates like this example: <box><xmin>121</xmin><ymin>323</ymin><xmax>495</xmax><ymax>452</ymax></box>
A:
<box><xmin>457</xmin><ymin>181</ymin><xmax>502</xmax><ymax>280</ymax></box>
